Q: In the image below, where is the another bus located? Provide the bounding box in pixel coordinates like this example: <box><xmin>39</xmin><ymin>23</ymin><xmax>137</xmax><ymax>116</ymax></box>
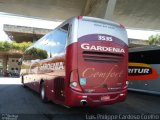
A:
<box><xmin>128</xmin><ymin>46</ymin><xmax>160</xmax><ymax>95</ymax></box>
<box><xmin>20</xmin><ymin>16</ymin><xmax>128</xmax><ymax>107</ymax></box>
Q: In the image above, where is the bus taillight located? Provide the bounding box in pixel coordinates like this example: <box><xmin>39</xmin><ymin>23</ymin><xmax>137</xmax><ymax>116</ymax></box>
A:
<box><xmin>123</xmin><ymin>81</ymin><xmax>129</xmax><ymax>89</ymax></box>
<box><xmin>70</xmin><ymin>70</ymin><xmax>82</xmax><ymax>92</ymax></box>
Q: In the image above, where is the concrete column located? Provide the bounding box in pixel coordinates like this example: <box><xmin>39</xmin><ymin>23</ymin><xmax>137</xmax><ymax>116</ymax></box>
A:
<box><xmin>0</xmin><ymin>59</ymin><xmax>3</xmax><ymax>75</ymax></box>
<box><xmin>2</xmin><ymin>56</ymin><xmax>8</xmax><ymax>75</ymax></box>
<box><xmin>104</xmin><ymin>0</ymin><xmax>117</xmax><ymax>20</ymax></box>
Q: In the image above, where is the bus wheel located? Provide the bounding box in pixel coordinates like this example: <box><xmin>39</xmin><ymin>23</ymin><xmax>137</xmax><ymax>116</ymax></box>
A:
<box><xmin>40</xmin><ymin>82</ymin><xmax>48</xmax><ymax>103</ymax></box>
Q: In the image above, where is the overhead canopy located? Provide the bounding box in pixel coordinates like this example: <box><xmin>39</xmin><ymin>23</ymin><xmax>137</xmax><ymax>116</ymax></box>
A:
<box><xmin>3</xmin><ymin>24</ymin><xmax>51</xmax><ymax>42</ymax></box>
<box><xmin>0</xmin><ymin>0</ymin><xmax>160</xmax><ymax>30</ymax></box>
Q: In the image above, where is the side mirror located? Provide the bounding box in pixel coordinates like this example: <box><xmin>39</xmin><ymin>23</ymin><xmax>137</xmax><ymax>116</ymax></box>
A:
<box><xmin>18</xmin><ymin>58</ymin><xmax>23</xmax><ymax>65</ymax></box>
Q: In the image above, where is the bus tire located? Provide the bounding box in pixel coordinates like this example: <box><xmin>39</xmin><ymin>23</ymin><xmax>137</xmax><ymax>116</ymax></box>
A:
<box><xmin>40</xmin><ymin>82</ymin><xmax>48</xmax><ymax>103</ymax></box>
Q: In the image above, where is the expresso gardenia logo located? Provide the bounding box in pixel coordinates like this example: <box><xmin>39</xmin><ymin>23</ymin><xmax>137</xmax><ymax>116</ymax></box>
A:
<box><xmin>81</xmin><ymin>43</ymin><xmax>125</xmax><ymax>53</ymax></box>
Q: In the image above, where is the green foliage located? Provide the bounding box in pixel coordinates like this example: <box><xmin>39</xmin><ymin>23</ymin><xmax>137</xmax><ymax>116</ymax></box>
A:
<box><xmin>0</xmin><ymin>41</ymin><xmax>12</xmax><ymax>51</ymax></box>
<box><xmin>148</xmin><ymin>34</ymin><xmax>160</xmax><ymax>45</ymax></box>
<box><xmin>25</xmin><ymin>47</ymin><xmax>47</xmax><ymax>59</ymax></box>
<box><xmin>0</xmin><ymin>41</ymin><xmax>32</xmax><ymax>52</ymax></box>
<box><xmin>0</xmin><ymin>41</ymin><xmax>47</xmax><ymax>59</ymax></box>
<box><xmin>13</xmin><ymin>41</ymin><xmax>32</xmax><ymax>51</ymax></box>
<box><xmin>21</xmin><ymin>64</ymin><xmax>30</xmax><ymax>69</ymax></box>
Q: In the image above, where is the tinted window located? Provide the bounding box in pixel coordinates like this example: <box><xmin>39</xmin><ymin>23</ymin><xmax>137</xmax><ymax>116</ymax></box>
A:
<box><xmin>129</xmin><ymin>50</ymin><xmax>160</xmax><ymax>64</ymax></box>
<box><xmin>24</xmin><ymin>47</ymin><xmax>47</xmax><ymax>60</ymax></box>
<box><xmin>61</xmin><ymin>24</ymin><xmax>69</xmax><ymax>31</ymax></box>
<box><xmin>33</xmin><ymin>24</ymin><xmax>68</xmax><ymax>56</ymax></box>
<box><xmin>42</xmin><ymin>29</ymin><xmax>67</xmax><ymax>54</ymax></box>
<box><xmin>24</xmin><ymin>24</ymin><xmax>69</xmax><ymax>60</ymax></box>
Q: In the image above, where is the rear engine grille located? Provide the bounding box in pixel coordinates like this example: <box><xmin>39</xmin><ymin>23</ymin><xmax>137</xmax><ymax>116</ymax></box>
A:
<box><xmin>83</xmin><ymin>51</ymin><xmax>124</xmax><ymax>63</ymax></box>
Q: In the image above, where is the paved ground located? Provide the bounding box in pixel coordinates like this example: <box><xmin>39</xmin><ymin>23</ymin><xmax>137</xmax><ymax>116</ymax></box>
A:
<box><xmin>0</xmin><ymin>77</ymin><xmax>160</xmax><ymax>120</ymax></box>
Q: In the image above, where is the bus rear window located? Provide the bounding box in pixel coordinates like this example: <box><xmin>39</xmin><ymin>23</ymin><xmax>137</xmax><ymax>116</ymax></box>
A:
<box><xmin>78</xmin><ymin>19</ymin><xmax>127</xmax><ymax>44</ymax></box>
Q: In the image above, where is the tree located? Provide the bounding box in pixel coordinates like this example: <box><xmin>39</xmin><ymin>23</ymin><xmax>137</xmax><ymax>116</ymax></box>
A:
<box><xmin>0</xmin><ymin>41</ymin><xmax>12</xmax><ymax>51</ymax></box>
<box><xmin>148</xmin><ymin>34</ymin><xmax>160</xmax><ymax>45</ymax></box>
<box><xmin>0</xmin><ymin>41</ymin><xmax>32</xmax><ymax>52</ymax></box>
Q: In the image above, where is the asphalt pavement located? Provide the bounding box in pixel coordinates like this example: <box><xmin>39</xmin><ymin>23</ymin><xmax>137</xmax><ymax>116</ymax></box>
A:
<box><xmin>0</xmin><ymin>77</ymin><xmax>160</xmax><ymax>120</ymax></box>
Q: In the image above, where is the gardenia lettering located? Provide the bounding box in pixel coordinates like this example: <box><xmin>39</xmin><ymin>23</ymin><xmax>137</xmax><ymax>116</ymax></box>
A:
<box><xmin>81</xmin><ymin>43</ymin><xmax>125</xmax><ymax>53</ymax></box>
<box><xmin>40</xmin><ymin>62</ymin><xmax>64</xmax><ymax>71</ymax></box>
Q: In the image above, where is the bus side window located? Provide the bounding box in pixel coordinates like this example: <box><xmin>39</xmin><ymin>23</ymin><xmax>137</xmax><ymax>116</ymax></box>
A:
<box><xmin>67</xmin><ymin>24</ymin><xmax>72</xmax><ymax>41</ymax></box>
<box><xmin>41</xmin><ymin>23</ymin><xmax>69</xmax><ymax>57</ymax></box>
<box><xmin>61</xmin><ymin>24</ymin><xmax>69</xmax><ymax>31</ymax></box>
<box><xmin>129</xmin><ymin>50</ymin><xmax>160</xmax><ymax>64</ymax></box>
<box><xmin>61</xmin><ymin>23</ymin><xmax>70</xmax><ymax>50</ymax></box>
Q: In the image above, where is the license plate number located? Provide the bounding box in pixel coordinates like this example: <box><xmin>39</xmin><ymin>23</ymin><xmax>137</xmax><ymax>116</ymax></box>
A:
<box><xmin>101</xmin><ymin>96</ymin><xmax>110</xmax><ymax>101</ymax></box>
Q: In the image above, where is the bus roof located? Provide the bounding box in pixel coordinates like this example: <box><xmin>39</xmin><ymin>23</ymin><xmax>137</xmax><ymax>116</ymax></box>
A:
<box><xmin>59</xmin><ymin>16</ymin><xmax>123</xmax><ymax>29</ymax></box>
<box><xmin>79</xmin><ymin>16</ymin><xmax>121</xmax><ymax>27</ymax></box>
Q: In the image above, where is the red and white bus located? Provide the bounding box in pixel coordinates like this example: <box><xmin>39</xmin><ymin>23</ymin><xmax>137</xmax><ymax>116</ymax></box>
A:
<box><xmin>20</xmin><ymin>16</ymin><xmax>128</xmax><ymax>107</ymax></box>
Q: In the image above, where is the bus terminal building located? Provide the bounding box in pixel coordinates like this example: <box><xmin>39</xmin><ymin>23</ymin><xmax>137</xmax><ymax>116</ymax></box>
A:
<box><xmin>0</xmin><ymin>24</ymin><xmax>51</xmax><ymax>76</ymax></box>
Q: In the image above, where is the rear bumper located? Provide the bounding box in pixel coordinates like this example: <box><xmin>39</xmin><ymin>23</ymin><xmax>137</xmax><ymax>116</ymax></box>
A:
<box><xmin>65</xmin><ymin>88</ymin><xmax>127</xmax><ymax>107</ymax></box>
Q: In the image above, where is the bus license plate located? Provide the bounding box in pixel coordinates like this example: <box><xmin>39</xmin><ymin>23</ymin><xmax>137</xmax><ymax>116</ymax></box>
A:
<box><xmin>101</xmin><ymin>96</ymin><xmax>110</xmax><ymax>101</ymax></box>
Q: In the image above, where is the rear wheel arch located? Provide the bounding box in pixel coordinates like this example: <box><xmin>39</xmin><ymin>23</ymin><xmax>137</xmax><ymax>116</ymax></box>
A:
<box><xmin>40</xmin><ymin>79</ymin><xmax>44</xmax><ymax>86</ymax></box>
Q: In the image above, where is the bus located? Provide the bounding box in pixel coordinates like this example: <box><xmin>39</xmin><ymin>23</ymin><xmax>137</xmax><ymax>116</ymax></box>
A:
<box><xmin>20</xmin><ymin>16</ymin><xmax>128</xmax><ymax>107</ymax></box>
<box><xmin>128</xmin><ymin>46</ymin><xmax>160</xmax><ymax>95</ymax></box>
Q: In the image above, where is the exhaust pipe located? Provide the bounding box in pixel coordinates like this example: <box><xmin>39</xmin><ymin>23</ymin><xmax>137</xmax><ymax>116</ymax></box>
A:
<box><xmin>80</xmin><ymin>100</ymin><xmax>88</xmax><ymax>106</ymax></box>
